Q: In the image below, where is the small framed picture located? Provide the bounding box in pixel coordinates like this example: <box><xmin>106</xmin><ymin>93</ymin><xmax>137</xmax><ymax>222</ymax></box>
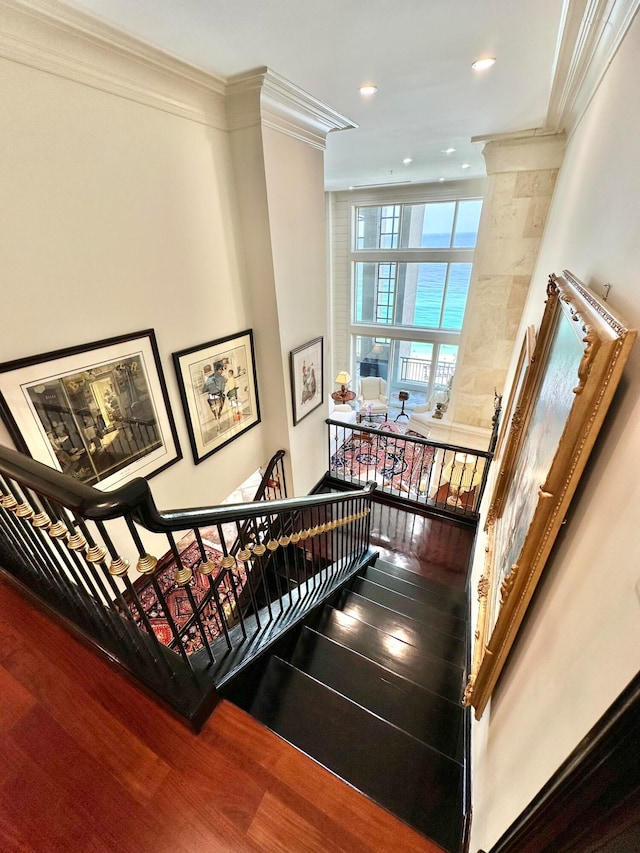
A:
<box><xmin>290</xmin><ymin>337</ymin><xmax>324</xmax><ymax>425</ymax></box>
<box><xmin>0</xmin><ymin>329</ymin><xmax>181</xmax><ymax>489</ymax></box>
<box><xmin>173</xmin><ymin>330</ymin><xmax>260</xmax><ymax>464</ymax></box>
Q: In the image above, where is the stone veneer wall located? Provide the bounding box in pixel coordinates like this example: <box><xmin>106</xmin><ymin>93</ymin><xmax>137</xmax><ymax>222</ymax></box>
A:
<box><xmin>452</xmin><ymin>133</ymin><xmax>565</xmax><ymax>428</ymax></box>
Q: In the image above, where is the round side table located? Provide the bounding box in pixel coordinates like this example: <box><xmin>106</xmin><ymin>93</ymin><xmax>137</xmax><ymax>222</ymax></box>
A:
<box><xmin>395</xmin><ymin>390</ymin><xmax>410</xmax><ymax>421</ymax></box>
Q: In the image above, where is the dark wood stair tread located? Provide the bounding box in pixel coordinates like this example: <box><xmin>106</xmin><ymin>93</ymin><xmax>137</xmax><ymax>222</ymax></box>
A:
<box><xmin>337</xmin><ymin>589</ymin><xmax>466</xmax><ymax>668</ymax></box>
<box><xmin>290</xmin><ymin>626</ymin><xmax>464</xmax><ymax>762</ymax></box>
<box><xmin>362</xmin><ymin>564</ymin><xmax>466</xmax><ymax>618</ymax></box>
<box><xmin>373</xmin><ymin>558</ymin><xmax>466</xmax><ymax>602</ymax></box>
<box><xmin>315</xmin><ymin>606</ymin><xmax>464</xmax><ymax>703</ymax></box>
<box><xmin>350</xmin><ymin>577</ymin><xmax>466</xmax><ymax>639</ymax></box>
<box><xmin>251</xmin><ymin>656</ymin><xmax>464</xmax><ymax>853</ymax></box>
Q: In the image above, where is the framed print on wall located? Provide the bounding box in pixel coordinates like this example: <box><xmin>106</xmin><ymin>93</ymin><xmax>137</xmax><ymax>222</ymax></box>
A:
<box><xmin>0</xmin><ymin>330</ymin><xmax>182</xmax><ymax>490</ymax></box>
<box><xmin>290</xmin><ymin>337</ymin><xmax>324</xmax><ymax>425</ymax></box>
<box><xmin>466</xmin><ymin>271</ymin><xmax>637</xmax><ymax>719</ymax></box>
<box><xmin>172</xmin><ymin>329</ymin><xmax>260</xmax><ymax>464</ymax></box>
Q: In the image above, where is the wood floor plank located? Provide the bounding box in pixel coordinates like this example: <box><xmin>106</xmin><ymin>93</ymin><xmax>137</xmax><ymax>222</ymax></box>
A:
<box><xmin>210</xmin><ymin>701</ymin><xmax>447</xmax><ymax>853</ymax></box>
<box><xmin>0</xmin><ymin>577</ymin><xmax>446</xmax><ymax>853</ymax></box>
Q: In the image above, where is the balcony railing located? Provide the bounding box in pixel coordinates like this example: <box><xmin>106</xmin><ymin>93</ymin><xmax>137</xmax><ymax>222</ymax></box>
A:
<box><xmin>399</xmin><ymin>356</ymin><xmax>456</xmax><ymax>389</ymax></box>
<box><xmin>327</xmin><ymin>418</ymin><xmax>493</xmax><ymax>521</ymax></box>
<box><xmin>0</xmin><ymin>444</ymin><xmax>376</xmax><ymax>729</ymax></box>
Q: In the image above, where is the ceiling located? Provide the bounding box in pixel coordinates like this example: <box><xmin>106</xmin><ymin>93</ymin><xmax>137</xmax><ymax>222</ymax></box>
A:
<box><xmin>57</xmin><ymin>0</ymin><xmax>567</xmax><ymax>191</ymax></box>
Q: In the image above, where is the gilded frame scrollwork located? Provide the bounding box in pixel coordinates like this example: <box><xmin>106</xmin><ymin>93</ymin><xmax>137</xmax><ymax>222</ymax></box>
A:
<box><xmin>466</xmin><ymin>271</ymin><xmax>637</xmax><ymax>719</ymax></box>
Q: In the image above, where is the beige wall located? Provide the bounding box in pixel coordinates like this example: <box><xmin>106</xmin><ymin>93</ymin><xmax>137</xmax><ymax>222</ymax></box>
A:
<box><xmin>262</xmin><ymin>126</ymin><xmax>330</xmax><ymax>494</ymax></box>
<box><xmin>0</xmin><ymin>52</ymin><xmax>268</xmax><ymax>511</ymax></box>
<box><xmin>470</xmin><ymin>13</ymin><xmax>640</xmax><ymax>850</ymax></box>
<box><xmin>0</xmin><ymin>9</ymin><xmax>340</xmax><ymax>514</ymax></box>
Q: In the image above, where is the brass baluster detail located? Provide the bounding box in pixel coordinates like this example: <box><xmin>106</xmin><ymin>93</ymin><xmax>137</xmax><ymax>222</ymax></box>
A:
<box><xmin>48</xmin><ymin>521</ymin><xmax>69</xmax><ymax>539</ymax></box>
<box><xmin>32</xmin><ymin>511</ymin><xmax>51</xmax><ymax>530</ymax></box>
<box><xmin>108</xmin><ymin>557</ymin><xmax>130</xmax><ymax>578</ymax></box>
<box><xmin>174</xmin><ymin>565</ymin><xmax>193</xmax><ymax>585</ymax></box>
<box><xmin>15</xmin><ymin>502</ymin><xmax>34</xmax><ymax>519</ymax></box>
<box><xmin>86</xmin><ymin>544</ymin><xmax>108</xmax><ymax>563</ymax></box>
<box><xmin>136</xmin><ymin>554</ymin><xmax>158</xmax><ymax>575</ymax></box>
<box><xmin>67</xmin><ymin>532</ymin><xmax>88</xmax><ymax>552</ymax></box>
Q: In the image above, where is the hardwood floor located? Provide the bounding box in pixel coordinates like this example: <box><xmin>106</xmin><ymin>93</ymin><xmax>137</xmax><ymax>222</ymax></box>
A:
<box><xmin>0</xmin><ymin>507</ymin><xmax>472</xmax><ymax>853</ymax></box>
<box><xmin>0</xmin><ymin>503</ymin><xmax>467</xmax><ymax>853</ymax></box>
<box><xmin>369</xmin><ymin>500</ymin><xmax>476</xmax><ymax>591</ymax></box>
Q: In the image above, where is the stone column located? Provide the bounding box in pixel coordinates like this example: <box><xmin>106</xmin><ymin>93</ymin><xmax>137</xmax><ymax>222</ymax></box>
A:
<box><xmin>451</xmin><ymin>132</ymin><xmax>565</xmax><ymax>429</ymax></box>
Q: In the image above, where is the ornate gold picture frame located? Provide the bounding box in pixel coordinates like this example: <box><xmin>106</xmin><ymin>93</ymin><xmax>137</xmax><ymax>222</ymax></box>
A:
<box><xmin>466</xmin><ymin>271</ymin><xmax>637</xmax><ymax>718</ymax></box>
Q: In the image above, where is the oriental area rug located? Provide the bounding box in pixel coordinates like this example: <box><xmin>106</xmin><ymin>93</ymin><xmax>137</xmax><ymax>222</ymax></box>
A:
<box><xmin>127</xmin><ymin>537</ymin><xmax>248</xmax><ymax>654</ymax></box>
<box><xmin>330</xmin><ymin>421</ymin><xmax>434</xmax><ymax>496</ymax></box>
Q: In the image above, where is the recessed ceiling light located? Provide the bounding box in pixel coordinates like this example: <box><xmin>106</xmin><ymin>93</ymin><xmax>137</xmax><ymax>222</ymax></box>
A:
<box><xmin>443</xmin><ymin>147</ymin><xmax>456</xmax><ymax>154</ymax></box>
<box><xmin>402</xmin><ymin>157</ymin><xmax>413</xmax><ymax>165</ymax></box>
<box><xmin>438</xmin><ymin>177</ymin><xmax>446</xmax><ymax>182</ymax></box>
<box><xmin>472</xmin><ymin>57</ymin><xmax>497</xmax><ymax>71</ymax></box>
<box><xmin>461</xmin><ymin>163</ymin><xmax>471</xmax><ymax>169</ymax></box>
<box><xmin>359</xmin><ymin>83</ymin><xmax>378</xmax><ymax>96</ymax></box>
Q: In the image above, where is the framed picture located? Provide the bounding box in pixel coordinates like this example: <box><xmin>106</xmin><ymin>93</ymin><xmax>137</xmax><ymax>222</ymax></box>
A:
<box><xmin>290</xmin><ymin>337</ymin><xmax>324</xmax><ymax>425</ymax></box>
<box><xmin>466</xmin><ymin>271</ymin><xmax>637</xmax><ymax>719</ymax></box>
<box><xmin>488</xmin><ymin>324</ymin><xmax>537</xmax><ymax>519</ymax></box>
<box><xmin>173</xmin><ymin>330</ymin><xmax>260</xmax><ymax>464</ymax></box>
<box><xmin>0</xmin><ymin>330</ymin><xmax>181</xmax><ymax>490</ymax></box>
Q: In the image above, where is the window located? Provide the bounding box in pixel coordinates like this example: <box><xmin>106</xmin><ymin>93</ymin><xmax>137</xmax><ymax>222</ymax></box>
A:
<box><xmin>350</xmin><ymin>196</ymin><xmax>482</xmax><ymax>409</ymax></box>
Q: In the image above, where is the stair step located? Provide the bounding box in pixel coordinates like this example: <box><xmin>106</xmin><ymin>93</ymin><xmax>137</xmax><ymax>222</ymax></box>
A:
<box><xmin>374</xmin><ymin>558</ymin><xmax>466</xmax><ymax>603</ymax></box>
<box><xmin>362</xmin><ymin>564</ymin><xmax>466</xmax><ymax>619</ymax></box>
<box><xmin>350</xmin><ymin>577</ymin><xmax>466</xmax><ymax>639</ymax></box>
<box><xmin>315</xmin><ymin>606</ymin><xmax>464</xmax><ymax>703</ymax></box>
<box><xmin>337</xmin><ymin>590</ymin><xmax>465</xmax><ymax>668</ymax></box>
<box><xmin>251</xmin><ymin>656</ymin><xmax>464</xmax><ymax>853</ymax></box>
<box><xmin>290</xmin><ymin>627</ymin><xmax>464</xmax><ymax>762</ymax></box>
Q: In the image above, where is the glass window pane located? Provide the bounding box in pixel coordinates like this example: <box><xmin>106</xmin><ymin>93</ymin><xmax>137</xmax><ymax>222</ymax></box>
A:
<box><xmin>420</xmin><ymin>202</ymin><xmax>456</xmax><ymax>248</ymax></box>
<box><xmin>352</xmin><ymin>335</ymin><xmax>460</xmax><ymax>413</ymax></box>
<box><xmin>413</xmin><ymin>264</ymin><xmax>447</xmax><ymax>327</ymax></box>
<box><xmin>403</xmin><ymin>342</ymin><xmax>434</xmax><ymax>386</ymax></box>
<box><xmin>434</xmin><ymin>345</ymin><xmax>459</xmax><ymax>390</ymax></box>
<box><xmin>355</xmin><ymin>335</ymin><xmax>389</xmax><ymax>381</ymax></box>
<box><xmin>356</xmin><ymin>205</ymin><xmax>400</xmax><ymax>249</ymax></box>
<box><xmin>453</xmin><ymin>199</ymin><xmax>483</xmax><ymax>247</ymax></box>
<box><xmin>353</xmin><ymin>262</ymin><xmax>378</xmax><ymax>322</ymax></box>
<box><xmin>442</xmin><ymin>263</ymin><xmax>471</xmax><ymax>329</ymax></box>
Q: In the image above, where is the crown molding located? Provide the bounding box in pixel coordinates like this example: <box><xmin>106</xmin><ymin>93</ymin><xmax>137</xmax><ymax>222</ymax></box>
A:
<box><xmin>0</xmin><ymin>0</ymin><xmax>227</xmax><ymax>128</ymax></box>
<box><xmin>226</xmin><ymin>67</ymin><xmax>356</xmax><ymax>150</ymax></box>
<box><xmin>546</xmin><ymin>0</ymin><xmax>640</xmax><ymax>135</ymax></box>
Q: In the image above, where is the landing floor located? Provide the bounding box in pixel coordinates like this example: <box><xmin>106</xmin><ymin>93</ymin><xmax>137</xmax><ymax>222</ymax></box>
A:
<box><xmin>0</xmin><ymin>503</ymin><xmax>472</xmax><ymax>853</ymax></box>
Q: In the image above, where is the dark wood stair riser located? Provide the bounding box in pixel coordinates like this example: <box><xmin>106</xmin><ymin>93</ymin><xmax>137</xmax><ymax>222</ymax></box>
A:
<box><xmin>336</xmin><ymin>589</ymin><xmax>466</xmax><ymax>668</ymax></box>
<box><xmin>251</xmin><ymin>656</ymin><xmax>464</xmax><ymax>853</ymax></box>
<box><xmin>290</xmin><ymin>626</ymin><xmax>464</xmax><ymax>762</ymax></box>
<box><xmin>315</xmin><ymin>606</ymin><xmax>464</xmax><ymax>704</ymax></box>
<box><xmin>372</xmin><ymin>558</ymin><xmax>467</xmax><ymax>598</ymax></box>
<box><xmin>349</xmin><ymin>576</ymin><xmax>467</xmax><ymax>639</ymax></box>
<box><xmin>362</xmin><ymin>564</ymin><xmax>466</xmax><ymax>618</ymax></box>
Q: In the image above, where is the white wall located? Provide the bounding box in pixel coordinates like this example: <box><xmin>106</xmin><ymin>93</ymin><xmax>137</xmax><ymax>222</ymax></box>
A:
<box><xmin>470</xmin><ymin>13</ymin><xmax>640</xmax><ymax>850</ymax></box>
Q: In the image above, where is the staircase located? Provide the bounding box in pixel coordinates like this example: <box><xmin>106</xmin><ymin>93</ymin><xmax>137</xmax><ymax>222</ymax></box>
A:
<box><xmin>223</xmin><ymin>556</ymin><xmax>468</xmax><ymax>853</ymax></box>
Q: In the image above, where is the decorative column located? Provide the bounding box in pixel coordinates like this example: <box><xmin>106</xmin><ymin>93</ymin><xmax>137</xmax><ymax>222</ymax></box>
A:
<box><xmin>451</xmin><ymin>131</ymin><xmax>565</xmax><ymax>429</ymax></box>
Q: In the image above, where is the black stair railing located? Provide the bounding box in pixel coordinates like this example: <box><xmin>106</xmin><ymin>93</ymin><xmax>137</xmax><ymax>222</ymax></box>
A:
<box><xmin>327</xmin><ymin>418</ymin><xmax>494</xmax><ymax>520</ymax></box>
<box><xmin>0</xmin><ymin>444</ymin><xmax>376</xmax><ymax>729</ymax></box>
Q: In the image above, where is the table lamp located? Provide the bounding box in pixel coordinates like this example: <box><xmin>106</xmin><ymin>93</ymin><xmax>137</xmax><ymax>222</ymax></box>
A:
<box><xmin>335</xmin><ymin>371</ymin><xmax>351</xmax><ymax>395</ymax></box>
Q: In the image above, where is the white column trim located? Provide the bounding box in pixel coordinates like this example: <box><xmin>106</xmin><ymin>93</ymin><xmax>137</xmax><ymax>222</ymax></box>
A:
<box><xmin>473</xmin><ymin>131</ymin><xmax>566</xmax><ymax>175</ymax></box>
